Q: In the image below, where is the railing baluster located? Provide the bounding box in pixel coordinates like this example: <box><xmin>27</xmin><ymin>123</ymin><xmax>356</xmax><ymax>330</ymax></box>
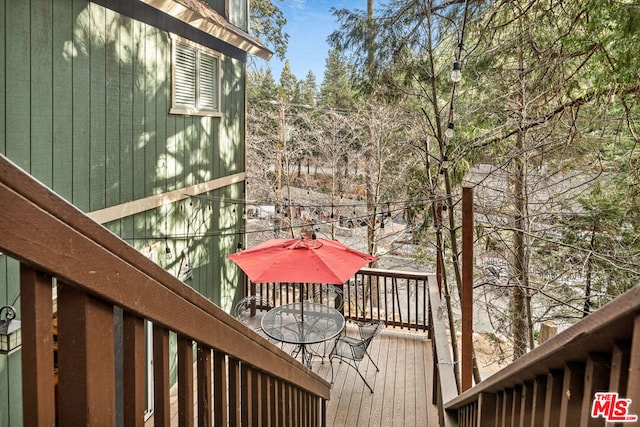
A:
<box><xmin>476</xmin><ymin>392</ymin><xmax>496</xmax><ymax>427</ymax></box>
<box><xmin>228</xmin><ymin>358</ymin><xmax>241</xmax><ymax>426</ymax></box>
<box><xmin>20</xmin><ymin>265</ymin><xmax>55</xmax><ymax>427</ymax></box>
<box><xmin>544</xmin><ymin>369</ymin><xmax>564</xmax><ymax>426</ymax></box>
<box><xmin>495</xmin><ymin>391</ymin><xmax>503</xmax><ymax>427</ymax></box>
<box><xmin>627</xmin><ymin>313</ymin><xmax>640</xmax><ymax>423</ymax></box>
<box><xmin>259</xmin><ymin>373</ymin><xmax>268</xmax><ymax>425</ymax></box>
<box><xmin>57</xmin><ymin>283</ymin><xmax>115</xmax><ymax>425</ymax></box>
<box><xmin>123</xmin><ymin>311</ymin><xmax>146</xmax><ymax>427</ymax></box>
<box><xmin>581</xmin><ymin>353</ymin><xmax>610</xmax><ymax>423</ymax></box>
<box><xmin>213</xmin><ymin>351</ymin><xmax>228</xmax><ymax>427</ymax></box>
<box><xmin>521</xmin><ymin>382</ymin><xmax>533</xmax><ymax>427</ymax></box>
<box><xmin>197</xmin><ymin>344</ymin><xmax>212</xmax><ymax>427</ymax></box>
<box><xmin>177</xmin><ymin>336</ymin><xmax>194</xmax><ymax>426</ymax></box>
<box><xmin>512</xmin><ymin>385</ymin><xmax>522</xmax><ymax>426</ymax></box>
<box><xmin>241</xmin><ymin>363</ymin><xmax>251</xmax><ymax>426</ymax></box>
<box><xmin>153</xmin><ymin>325</ymin><xmax>171</xmax><ymax>427</ymax></box>
<box><xmin>559</xmin><ymin>362</ymin><xmax>585</xmax><ymax>425</ymax></box>
<box><xmin>502</xmin><ymin>388</ymin><xmax>514</xmax><ymax>426</ymax></box>
<box><xmin>251</xmin><ymin>367</ymin><xmax>259</xmax><ymax>426</ymax></box>
<box><xmin>531</xmin><ymin>375</ymin><xmax>547</xmax><ymax>427</ymax></box>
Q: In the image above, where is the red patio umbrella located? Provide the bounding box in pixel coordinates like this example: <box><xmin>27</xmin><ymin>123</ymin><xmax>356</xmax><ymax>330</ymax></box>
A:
<box><xmin>228</xmin><ymin>236</ymin><xmax>377</xmax><ymax>285</ymax></box>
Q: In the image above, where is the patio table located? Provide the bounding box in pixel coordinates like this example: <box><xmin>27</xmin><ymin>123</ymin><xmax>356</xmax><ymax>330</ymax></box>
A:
<box><xmin>261</xmin><ymin>301</ymin><xmax>345</xmax><ymax>369</ymax></box>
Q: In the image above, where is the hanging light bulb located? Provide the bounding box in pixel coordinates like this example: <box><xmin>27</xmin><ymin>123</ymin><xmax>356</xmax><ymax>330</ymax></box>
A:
<box><xmin>442</xmin><ymin>155</ymin><xmax>449</xmax><ymax>169</ymax></box>
<box><xmin>445</xmin><ymin>122</ymin><xmax>455</xmax><ymax>139</ymax></box>
<box><xmin>451</xmin><ymin>61</ymin><xmax>462</xmax><ymax>83</ymax></box>
<box><xmin>165</xmin><ymin>238</ymin><xmax>172</xmax><ymax>261</ymax></box>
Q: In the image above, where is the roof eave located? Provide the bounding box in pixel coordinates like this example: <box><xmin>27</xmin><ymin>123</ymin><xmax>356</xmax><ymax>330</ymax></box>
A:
<box><xmin>141</xmin><ymin>0</ymin><xmax>274</xmax><ymax>60</ymax></box>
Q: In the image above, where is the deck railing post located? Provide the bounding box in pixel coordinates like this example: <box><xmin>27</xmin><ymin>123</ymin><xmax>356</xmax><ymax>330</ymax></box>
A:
<box><xmin>20</xmin><ymin>265</ymin><xmax>55</xmax><ymax>426</ymax></box>
<box><xmin>57</xmin><ymin>282</ymin><xmax>115</xmax><ymax>425</ymax></box>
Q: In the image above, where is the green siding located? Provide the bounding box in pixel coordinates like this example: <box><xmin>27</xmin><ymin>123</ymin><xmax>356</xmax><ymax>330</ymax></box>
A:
<box><xmin>31</xmin><ymin>0</ymin><xmax>54</xmax><ymax>188</ymax></box>
<box><xmin>1</xmin><ymin>0</ymin><xmax>244</xmax><ymax>209</ymax></box>
<box><xmin>4</xmin><ymin>0</ymin><xmax>30</xmax><ymax>172</ymax></box>
<box><xmin>105</xmin><ymin>6</ymin><xmax>121</xmax><ymax>207</ymax></box>
<box><xmin>0</xmin><ymin>0</ymin><xmax>4</xmax><ymax>155</ymax></box>
<box><xmin>52</xmin><ymin>0</ymin><xmax>75</xmax><ymax>202</ymax></box>
<box><xmin>1</xmin><ymin>0</ymin><xmax>248</xmax><ymax>419</ymax></box>
<box><xmin>90</xmin><ymin>4</ymin><xmax>107</xmax><ymax>211</ymax></box>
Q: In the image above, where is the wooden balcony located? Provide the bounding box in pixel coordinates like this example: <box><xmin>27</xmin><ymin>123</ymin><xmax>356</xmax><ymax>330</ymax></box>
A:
<box><xmin>159</xmin><ymin>327</ymin><xmax>441</xmax><ymax>426</ymax></box>
<box><xmin>0</xmin><ymin>154</ymin><xmax>331</xmax><ymax>425</ymax></box>
<box><xmin>2</xmin><ymin>152</ymin><xmax>638</xmax><ymax>426</ymax></box>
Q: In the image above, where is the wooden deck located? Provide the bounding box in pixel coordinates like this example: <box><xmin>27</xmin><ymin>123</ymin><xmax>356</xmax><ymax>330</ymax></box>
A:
<box><xmin>155</xmin><ymin>325</ymin><xmax>440</xmax><ymax>426</ymax></box>
<box><xmin>319</xmin><ymin>327</ymin><xmax>440</xmax><ymax>427</ymax></box>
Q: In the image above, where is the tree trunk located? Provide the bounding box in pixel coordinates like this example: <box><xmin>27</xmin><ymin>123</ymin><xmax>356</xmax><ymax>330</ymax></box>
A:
<box><xmin>584</xmin><ymin>223</ymin><xmax>597</xmax><ymax>316</ymax></box>
<box><xmin>511</xmin><ymin>38</ymin><xmax>529</xmax><ymax>359</ymax></box>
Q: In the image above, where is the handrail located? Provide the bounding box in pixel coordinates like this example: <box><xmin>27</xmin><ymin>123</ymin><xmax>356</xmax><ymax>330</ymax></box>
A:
<box><xmin>427</xmin><ymin>275</ymin><xmax>458</xmax><ymax>427</ymax></box>
<box><xmin>250</xmin><ymin>267</ymin><xmax>432</xmax><ymax>332</ymax></box>
<box><xmin>0</xmin><ymin>154</ymin><xmax>330</xmax><ymax>424</ymax></box>
<box><xmin>443</xmin><ymin>282</ymin><xmax>640</xmax><ymax>426</ymax></box>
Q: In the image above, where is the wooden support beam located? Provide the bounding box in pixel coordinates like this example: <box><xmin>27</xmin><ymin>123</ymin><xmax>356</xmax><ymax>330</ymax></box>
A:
<box><xmin>20</xmin><ymin>265</ymin><xmax>55</xmax><ymax>426</ymax></box>
<box><xmin>461</xmin><ymin>186</ymin><xmax>474</xmax><ymax>391</ymax></box>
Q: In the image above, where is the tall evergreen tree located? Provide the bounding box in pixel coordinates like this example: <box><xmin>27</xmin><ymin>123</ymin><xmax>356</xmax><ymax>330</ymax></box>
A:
<box><xmin>319</xmin><ymin>49</ymin><xmax>356</xmax><ymax>111</ymax></box>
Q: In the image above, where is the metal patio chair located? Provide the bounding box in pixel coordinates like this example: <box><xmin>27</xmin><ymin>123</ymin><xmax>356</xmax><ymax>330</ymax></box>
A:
<box><xmin>329</xmin><ymin>320</ymin><xmax>385</xmax><ymax>393</ymax></box>
<box><xmin>234</xmin><ymin>295</ymin><xmax>273</xmax><ymax>333</ymax></box>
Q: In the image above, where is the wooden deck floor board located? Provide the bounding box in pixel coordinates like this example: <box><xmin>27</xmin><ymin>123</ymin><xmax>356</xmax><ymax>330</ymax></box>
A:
<box><xmin>316</xmin><ymin>327</ymin><xmax>439</xmax><ymax>427</ymax></box>
<box><xmin>154</xmin><ymin>326</ymin><xmax>440</xmax><ymax>426</ymax></box>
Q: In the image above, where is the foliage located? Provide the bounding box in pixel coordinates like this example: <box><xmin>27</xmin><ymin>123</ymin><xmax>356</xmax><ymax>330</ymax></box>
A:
<box><xmin>248</xmin><ymin>0</ymin><xmax>640</xmax><ymax>364</ymax></box>
<box><xmin>250</xmin><ymin>0</ymin><xmax>289</xmax><ymax>60</ymax></box>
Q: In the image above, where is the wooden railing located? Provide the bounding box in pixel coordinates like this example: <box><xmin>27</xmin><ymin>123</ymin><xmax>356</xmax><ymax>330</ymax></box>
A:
<box><xmin>248</xmin><ymin>268</ymin><xmax>431</xmax><ymax>332</ymax></box>
<box><xmin>428</xmin><ymin>277</ymin><xmax>460</xmax><ymax>427</ymax></box>
<box><xmin>0</xmin><ymin>154</ymin><xmax>331</xmax><ymax>425</ymax></box>
<box><xmin>441</xmin><ymin>284</ymin><xmax>640</xmax><ymax>426</ymax></box>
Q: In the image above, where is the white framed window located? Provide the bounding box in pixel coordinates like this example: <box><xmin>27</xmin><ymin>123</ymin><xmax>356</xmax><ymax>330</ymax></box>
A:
<box><xmin>170</xmin><ymin>35</ymin><xmax>221</xmax><ymax>116</ymax></box>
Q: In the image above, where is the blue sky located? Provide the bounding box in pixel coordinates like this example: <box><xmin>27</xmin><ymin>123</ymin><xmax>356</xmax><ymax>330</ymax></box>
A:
<box><xmin>254</xmin><ymin>0</ymin><xmax>361</xmax><ymax>81</ymax></box>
